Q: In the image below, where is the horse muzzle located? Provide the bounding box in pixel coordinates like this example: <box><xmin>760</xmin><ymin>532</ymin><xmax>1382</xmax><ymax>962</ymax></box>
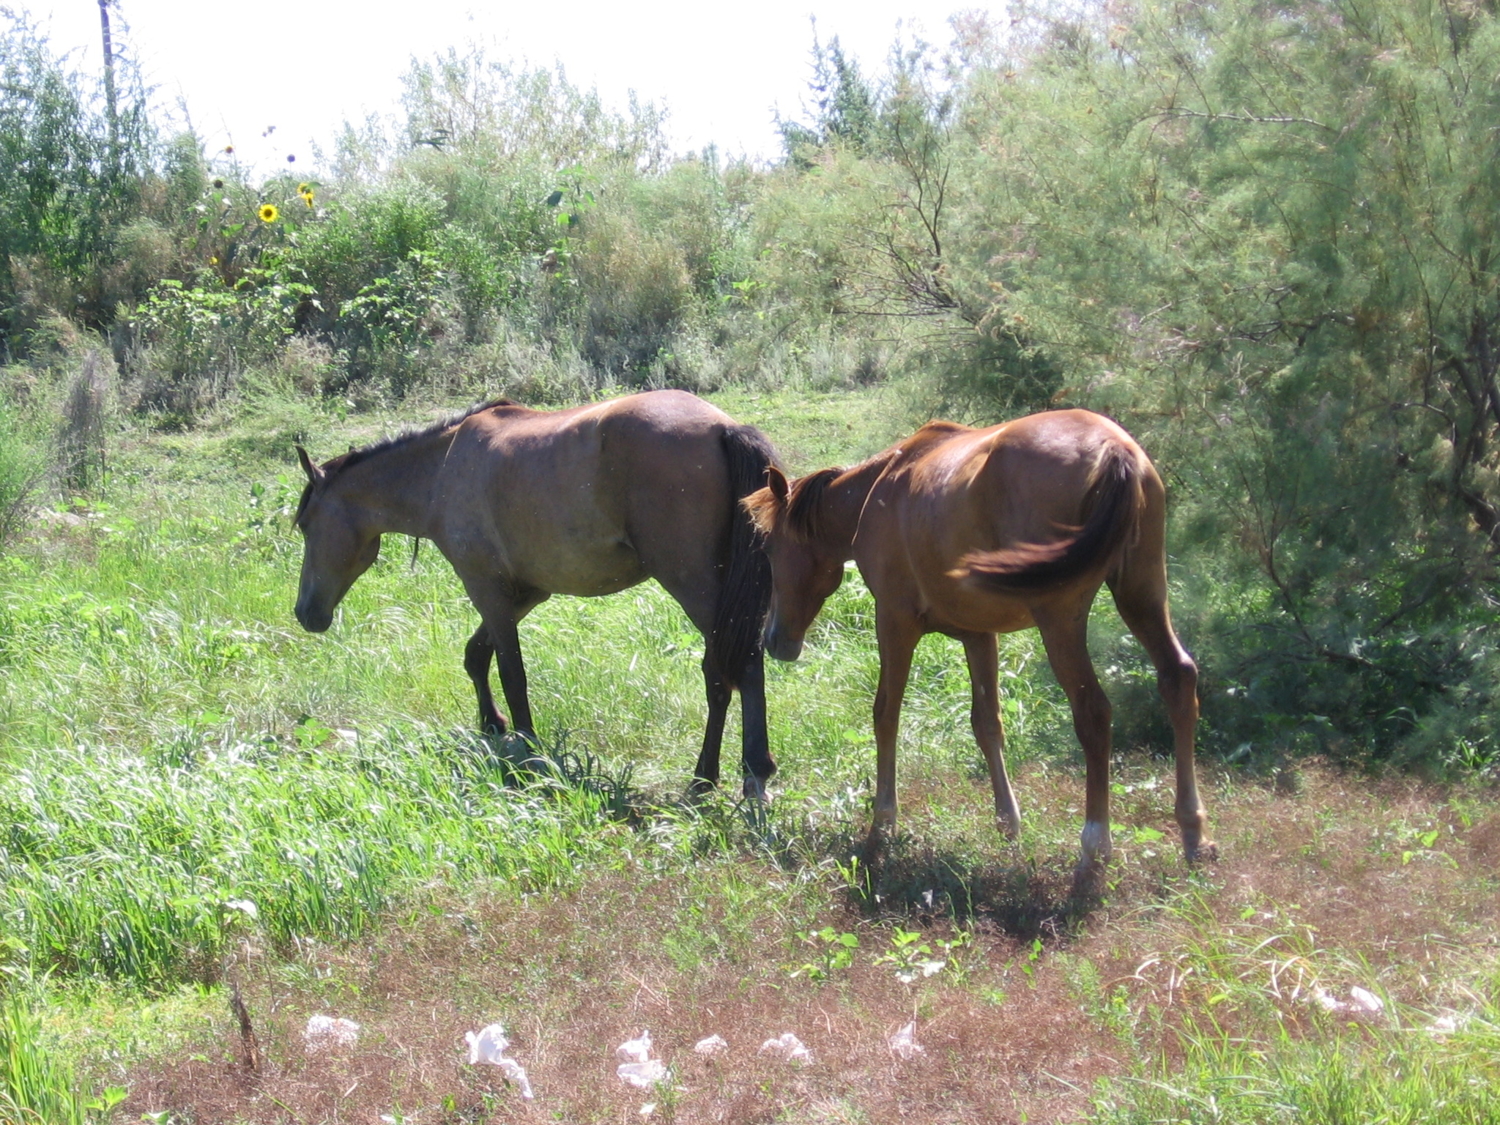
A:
<box><xmin>294</xmin><ymin>594</ymin><xmax>333</xmax><ymax>633</ymax></box>
<box><xmin>764</xmin><ymin>619</ymin><xmax>805</xmax><ymax>663</ymax></box>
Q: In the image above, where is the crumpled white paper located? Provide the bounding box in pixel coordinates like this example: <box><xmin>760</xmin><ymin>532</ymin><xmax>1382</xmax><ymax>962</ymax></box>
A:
<box><xmin>759</xmin><ymin>1032</ymin><xmax>813</xmax><ymax>1063</ymax></box>
<box><xmin>888</xmin><ymin>1020</ymin><xmax>924</xmax><ymax>1060</ymax></box>
<box><xmin>617</xmin><ymin>1059</ymin><xmax>670</xmax><ymax>1088</ymax></box>
<box><xmin>617</xmin><ymin>1030</ymin><xmax>653</xmax><ymax>1063</ymax></box>
<box><xmin>616</xmin><ymin>1029</ymin><xmax>670</xmax><ymax>1088</ymax></box>
<box><xmin>465</xmin><ymin>1023</ymin><xmax>535</xmax><ymax>1099</ymax></box>
<box><xmin>693</xmin><ymin>1033</ymin><xmax>729</xmax><ymax>1056</ymax></box>
<box><xmin>1310</xmin><ymin>985</ymin><xmax>1384</xmax><ymax>1015</ymax></box>
<box><xmin>304</xmin><ymin>1015</ymin><xmax>360</xmax><ymax>1052</ymax></box>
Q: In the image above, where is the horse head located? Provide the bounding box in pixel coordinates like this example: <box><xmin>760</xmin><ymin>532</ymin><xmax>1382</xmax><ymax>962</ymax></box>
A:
<box><xmin>743</xmin><ymin>465</ymin><xmax>847</xmax><ymax>662</ymax></box>
<box><xmin>292</xmin><ymin>446</ymin><xmax>381</xmax><ymax>633</ymax></box>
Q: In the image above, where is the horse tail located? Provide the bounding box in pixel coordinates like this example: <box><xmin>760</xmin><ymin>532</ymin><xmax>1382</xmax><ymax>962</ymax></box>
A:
<box><xmin>710</xmin><ymin>423</ymin><xmax>779</xmax><ymax>687</ymax></box>
<box><xmin>957</xmin><ymin>442</ymin><xmax>1144</xmax><ymax>594</ymax></box>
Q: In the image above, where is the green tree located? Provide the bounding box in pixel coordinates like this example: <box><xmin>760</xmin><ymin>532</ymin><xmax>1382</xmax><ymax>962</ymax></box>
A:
<box><xmin>0</xmin><ymin>9</ymin><xmax>148</xmax><ymax>346</ymax></box>
<box><xmin>920</xmin><ymin>0</ymin><xmax>1500</xmax><ymax>762</ymax></box>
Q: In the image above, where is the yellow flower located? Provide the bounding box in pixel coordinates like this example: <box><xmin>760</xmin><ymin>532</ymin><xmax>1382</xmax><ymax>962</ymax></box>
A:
<box><xmin>302</xmin><ymin>192</ymin><xmax>315</xmax><ymax>208</ymax></box>
<box><xmin>297</xmin><ymin>182</ymin><xmax>311</xmax><ymax>195</ymax></box>
<box><xmin>258</xmin><ymin>204</ymin><xmax>279</xmax><ymax>223</ymax></box>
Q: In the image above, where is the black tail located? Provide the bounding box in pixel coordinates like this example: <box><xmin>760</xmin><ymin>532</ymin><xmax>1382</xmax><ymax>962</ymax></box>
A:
<box><xmin>710</xmin><ymin>424</ymin><xmax>779</xmax><ymax>686</ymax></box>
<box><xmin>958</xmin><ymin>443</ymin><xmax>1143</xmax><ymax>594</ymax></box>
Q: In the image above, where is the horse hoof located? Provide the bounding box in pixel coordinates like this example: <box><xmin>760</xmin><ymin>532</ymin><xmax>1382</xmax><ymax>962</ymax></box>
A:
<box><xmin>741</xmin><ymin>776</ymin><xmax>770</xmax><ymax>802</ymax></box>
<box><xmin>1186</xmin><ymin>838</ymin><xmax>1220</xmax><ymax>865</ymax></box>
<box><xmin>1071</xmin><ymin>859</ymin><xmax>1107</xmax><ymax>899</ymax></box>
<box><xmin>687</xmin><ymin>777</ymin><xmax>717</xmax><ymax>800</ymax></box>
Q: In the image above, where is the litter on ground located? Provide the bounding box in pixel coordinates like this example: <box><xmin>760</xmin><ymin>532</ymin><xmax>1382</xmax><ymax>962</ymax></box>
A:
<box><xmin>303</xmin><ymin>1015</ymin><xmax>360</xmax><ymax>1052</ymax></box>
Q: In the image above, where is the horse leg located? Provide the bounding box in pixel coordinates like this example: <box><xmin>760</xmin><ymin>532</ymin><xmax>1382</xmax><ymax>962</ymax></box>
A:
<box><xmin>1108</xmin><ymin>572</ymin><xmax>1214</xmax><ymax>863</ymax></box>
<box><xmin>463</xmin><ymin>623</ymin><xmax>508</xmax><ymax>734</ymax></box>
<box><xmin>489</xmin><ymin>614</ymin><xmax>535</xmax><ymax>741</ymax></box>
<box><xmin>691</xmin><ymin>654</ymin><xmax>731</xmax><ymax>795</ymax></box>
<box><xmin>735</xmin><ymin>650</ymin><xmax>775</xmax><ymax>801</ymax></box>
<box><xmin>867</xmin><ymin>607</ymin><xmax>920</xmax><ymax>853</ymax></box>
<box><xmin>459</xmin><ymin>579</ymin><xmax>537</xmax><ymax>741</ymax></box>
<box><xmin>958</xmin><ymin>631</ymin><xmax>1022</xmax><ymax>839</ymax></box>
<box><xmin>1033</xmin><ymin>601</ymin><xmax>1113</xmax><ymax>887</ymax></box>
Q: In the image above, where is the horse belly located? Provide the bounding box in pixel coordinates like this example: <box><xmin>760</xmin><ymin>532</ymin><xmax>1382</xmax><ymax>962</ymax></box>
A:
<box><xmin>509</xmin><ymin>531</ymin><xmax>648</xmax><ymax>597</ymax></box>
<box><xmin>923</xmin><ymin>581</ymin><xmax>1037</xmax><ymax>636</ymax></box>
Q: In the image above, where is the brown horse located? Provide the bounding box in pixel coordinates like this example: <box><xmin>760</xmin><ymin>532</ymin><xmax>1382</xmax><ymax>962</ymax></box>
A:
<box><xmin>744</xmin><ymin>409</ymin><xmax>1213</xmax><ymax>881</ymax></box>
<box><xmin>293</xmin><ymin>390</ymin><xmax>780</xmax><ymax>796</ymax></box>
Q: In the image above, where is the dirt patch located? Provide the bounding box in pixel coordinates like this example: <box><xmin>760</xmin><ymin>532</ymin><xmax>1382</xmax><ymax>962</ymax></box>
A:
<box><xmin>116</xmin><ymin>762</ymin><xmax>1500</xmax><ymax>1124</ymax></box>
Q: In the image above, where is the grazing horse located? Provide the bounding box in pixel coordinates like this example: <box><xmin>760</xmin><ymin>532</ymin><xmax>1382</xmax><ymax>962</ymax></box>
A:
<box><xmin>293</xmin><ymin>390</ymin><xmax>780</xmax><ymax>797</ymax></box>
<box><xmin>743</xmin><ymin>409</ymin><xmax>1213</xmax><ymax>881</ymax></box>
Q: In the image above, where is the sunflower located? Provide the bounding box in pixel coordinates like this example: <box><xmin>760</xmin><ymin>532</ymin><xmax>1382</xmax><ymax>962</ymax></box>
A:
<box><xmin>258</xmin><ymin>203</ymin><xmax>279</xmax><ymax>223</ymax></box>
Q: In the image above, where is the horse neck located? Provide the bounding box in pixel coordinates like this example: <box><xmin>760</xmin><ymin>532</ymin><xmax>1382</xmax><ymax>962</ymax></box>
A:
<box><xmin>333</xmin><ymin>430</ymin><xmax>452</xmax><ymax>538</ymax></box>
<box><xmin>819</xmin><ymin>453</ymin><xmax>899</xmax><ymax>557</ymax></box>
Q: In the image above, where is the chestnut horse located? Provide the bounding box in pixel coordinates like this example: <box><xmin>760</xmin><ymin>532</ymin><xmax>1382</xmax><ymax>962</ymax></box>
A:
<box><xmin>744</xmin><ymin>409</ymin><xmax>1213</xmax><ymax>881</ymax></box>
<box><xmin>294</xmin><ymin>390</ymin><xmax>779</xmax><ymax>796</ymax></box>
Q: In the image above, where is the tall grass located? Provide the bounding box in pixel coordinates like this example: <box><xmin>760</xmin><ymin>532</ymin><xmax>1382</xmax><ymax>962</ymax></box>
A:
<box><xmin>1</xmin><ymin>983</ymin><xmax>124</xmax><ymax>1123</ymax></box>
<box><xmin>0</xmin><ymin>729</ymin><xmax>637</xmax><ymax>985</ymax></box>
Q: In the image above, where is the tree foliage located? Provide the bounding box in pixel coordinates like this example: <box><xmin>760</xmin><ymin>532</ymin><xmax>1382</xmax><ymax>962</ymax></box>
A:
<box><xmin>883</xmin><ymin>0</ymin><xmax>1500</xmax><ymax>763</ymax></box>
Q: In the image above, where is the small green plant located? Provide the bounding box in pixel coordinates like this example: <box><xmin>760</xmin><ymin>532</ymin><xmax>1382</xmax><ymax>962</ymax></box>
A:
<box><xmin>789</xmin><ymin>926</ymin><xmax>859</xmax><ymax>982</ymax></box>
<box><xmin>1017</xmin><ymin>937</ymin><xmax>1044</xmax><ymax>987</ymax></box>
<box><xmin>875</xmin><ymin>926</ymin><xmax>972</xmax><ymax>984</ymax></box>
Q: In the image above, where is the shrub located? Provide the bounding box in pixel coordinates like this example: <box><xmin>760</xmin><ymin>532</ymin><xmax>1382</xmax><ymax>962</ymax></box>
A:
<box><xmin>0</xmin><ymin>392</ymin><xmax>42</xmax><ymax>552</ymax></box>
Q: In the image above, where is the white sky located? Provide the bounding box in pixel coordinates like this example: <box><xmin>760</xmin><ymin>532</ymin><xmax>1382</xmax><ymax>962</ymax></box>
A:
<box><xmin>22</xmin><ymin>1</ymin><xmax>1011</xmax><ymax>174</ymax></box>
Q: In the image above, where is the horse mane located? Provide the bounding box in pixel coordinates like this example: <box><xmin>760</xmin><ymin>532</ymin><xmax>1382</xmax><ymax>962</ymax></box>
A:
<box><xmin>329</xmin><ymin>398</ymin><xmax>520</xmax><ymax>477</ymax></box>
<box><xmin>783</xmin><ymin>467</ymin><xmax>843</xmax><ymax>542</ymax></box>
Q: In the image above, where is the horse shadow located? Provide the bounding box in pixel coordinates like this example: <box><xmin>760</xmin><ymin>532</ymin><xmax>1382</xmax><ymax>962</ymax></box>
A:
<box><xmin>838</xmin><ymin>837</ymin><xmax>1105</xmax><ymax>943</ymax></box>
<box><xmin>437</xmin><ymin>729</ymin><xmax>1116</xmax><ymax>941</ymax></box>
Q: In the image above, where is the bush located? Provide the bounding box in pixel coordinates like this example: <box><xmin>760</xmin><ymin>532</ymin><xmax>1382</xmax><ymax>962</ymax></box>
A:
<box><xmin>0</xmin><ymin>393</ymin><xmax>42</xmax><ymax>552</ymax></box>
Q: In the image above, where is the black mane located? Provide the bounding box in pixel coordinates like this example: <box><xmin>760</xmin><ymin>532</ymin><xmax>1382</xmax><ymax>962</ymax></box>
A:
<box><xmin>330</xmin><ymin>398</ymin><xmax>518</xmax><ymax>476</ymax></box>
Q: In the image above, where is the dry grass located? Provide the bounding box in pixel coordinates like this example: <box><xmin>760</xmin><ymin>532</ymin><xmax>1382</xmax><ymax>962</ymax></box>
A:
<box><xmin>112</xmin><ymin>760</ymin><xmax>1500</xmax><ymax>1124</ymax></box>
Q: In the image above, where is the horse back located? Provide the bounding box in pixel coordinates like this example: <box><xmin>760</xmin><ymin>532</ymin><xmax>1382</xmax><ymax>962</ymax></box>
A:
<box><xmin>861</xmin><ymin>410</ymin><xmax>1156</xmax><ymax>624</ymax></box>
<box><xmin>439</xmin><ymin>391</ymin><xmax>759</xmax><ymax>597</ymax></box>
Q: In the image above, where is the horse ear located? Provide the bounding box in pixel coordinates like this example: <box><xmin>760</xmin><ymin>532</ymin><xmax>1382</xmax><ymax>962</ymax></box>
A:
<box><xmin>766</xmin><ymin>466</ymin><xmax>790</xmax><ymax>504</ymax></box>
<box><xmin>296</xmin><ymin>445</ymin><xmax>324</xmax><ymax>484</ymax></box>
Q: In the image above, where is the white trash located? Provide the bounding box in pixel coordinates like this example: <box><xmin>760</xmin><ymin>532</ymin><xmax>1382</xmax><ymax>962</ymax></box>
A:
<box><xmin>617</xmin><ymin>1059</ymin><xmax>669</xmax><ymax>1088</ymax></box>
<box><xmin>617</xmin><ymin>1029</ymin><xmax>653</xmax><ymax>1063</ymax></box>
<box><xmin>1309</xmin><ymin>986</ymin><xmax>1385</xmax><ymax>1016</ymax></box>
<box><xmin>759</xmin><ymin>1032</ymin><xmax>813</xmax><ymax>1063</ymax></box>
<box><xmin>888</xmin><ymin>1020</ymin><xmax>924</xmax><ymax>1060</ymax></box>
<box><xmin>1348</xmin><ymin>986</ymin><xmax>1384</xmax><ymax>1014</ymax></box>
<box><xmin>303</xmin><ymin>1015</ymin><xmax>360</xmax><ymax>1052</ymax></box>
<box><xmin>465</xmin><ymin>1023</ymin><xmax>534</xmax><ymax>1099</ymax></box>
<box><xmin>466</xmin><ymin>1023</ymin><xmax>511</xmax><ymax>1065</ymax></box>
<box><xmin>693</xmin><ymin>1033</ymin><xmax>729</xmax><ymax>1056</ymax></box>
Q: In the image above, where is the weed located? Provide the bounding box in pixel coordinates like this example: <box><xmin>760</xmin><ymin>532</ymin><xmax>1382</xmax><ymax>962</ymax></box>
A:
<box><xmin>788</xmin><ymin>927</ymin><xmax>860</xmax><ymax>983</ymax></box>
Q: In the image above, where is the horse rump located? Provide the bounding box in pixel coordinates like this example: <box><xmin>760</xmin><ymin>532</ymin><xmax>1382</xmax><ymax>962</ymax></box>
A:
<box><xmin>955</xmin><ymin>442</ymin><xmax>1144</xmax><ymax>594</ymax></box>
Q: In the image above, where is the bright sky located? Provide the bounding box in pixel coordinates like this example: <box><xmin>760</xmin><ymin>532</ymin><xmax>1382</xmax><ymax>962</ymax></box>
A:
<box><xmin>24</xmin><ymin>1</ymin><xmax>1010</xmax><ymax>174</ymax></box>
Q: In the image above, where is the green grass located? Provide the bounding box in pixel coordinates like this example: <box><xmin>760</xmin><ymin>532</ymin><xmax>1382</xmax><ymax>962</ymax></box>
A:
<box><xmin>1</xmin><ymin>386</ymin><xmax>1497</xmax><ymax>1121</ymax></box>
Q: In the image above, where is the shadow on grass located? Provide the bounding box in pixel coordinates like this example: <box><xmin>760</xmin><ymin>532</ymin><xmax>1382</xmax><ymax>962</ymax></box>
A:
<box><xmin>845</xmin><ymin>835</ymin><xmax>1102</xmax><ymax>944</ymax></box>
<box><xmin>435</xmin><ymin>726</ymin><xmax>1105</xmax><ymax>941</ymax></box>
<box><xmin>435</xmin><ymin>726</ymin><xmax>643</xmax><ymax>823</ymax></box>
